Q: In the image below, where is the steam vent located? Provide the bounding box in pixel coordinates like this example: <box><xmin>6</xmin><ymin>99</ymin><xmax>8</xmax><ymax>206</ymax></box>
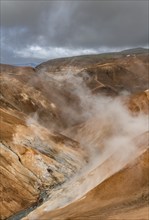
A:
<box><xmin>1</xmin><ymin>1</ymin><xmax>149</xmax><ymax>219</ymax></box>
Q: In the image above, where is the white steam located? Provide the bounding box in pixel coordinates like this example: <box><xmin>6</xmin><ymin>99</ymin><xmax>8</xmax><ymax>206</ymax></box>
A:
<box><xmin>22</xmin><ymin>69</ymin><xmax>148</xmax><ymax>220</ymax></box>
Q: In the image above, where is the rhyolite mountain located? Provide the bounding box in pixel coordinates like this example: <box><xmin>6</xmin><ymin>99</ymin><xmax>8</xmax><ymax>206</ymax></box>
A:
<box><xmin>0</xmin><ymin>48</ymin><xmax>149</xmax><ymax>220</ymax></box>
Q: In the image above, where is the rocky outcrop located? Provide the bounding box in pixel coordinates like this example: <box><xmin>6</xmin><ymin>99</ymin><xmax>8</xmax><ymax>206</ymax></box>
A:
<box><xmin>127</xmin><ymin>90</ymin><xmax>149</xmax><ymax>114</ymax></box>
<box><xmin>0</xmin><ymin>108</ymin><xmax>87</xmax><ymax>219</ymax></box>
<box><xmin>0</xmin><ymin>142</ymin><xmax>40</xmax><ymax>220</ymax></box>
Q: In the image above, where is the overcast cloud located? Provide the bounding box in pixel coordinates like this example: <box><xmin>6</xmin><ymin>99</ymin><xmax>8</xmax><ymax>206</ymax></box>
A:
<box><xmin>1</xmin><ymin>0</ymin><xmax>148</xmax><ymax>65</ymax></box>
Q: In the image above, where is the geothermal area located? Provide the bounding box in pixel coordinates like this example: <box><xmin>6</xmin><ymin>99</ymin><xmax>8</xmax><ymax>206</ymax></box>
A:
<box><xmin>0</xmin><ymin>49</ymin><xmax>149</xmax><ymax>220</ymax></box>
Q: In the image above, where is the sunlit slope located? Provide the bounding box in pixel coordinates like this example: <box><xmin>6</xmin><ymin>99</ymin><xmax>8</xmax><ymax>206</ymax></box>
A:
<box><xmin>0</xmin><ymin>108</ymin><xmax>87</xmax><ymax>219</ymax></box>
<box><xmin>0</xmin><ymin>50</ymin><xmax>148</xmax><ymax>219</ymax></box>
<box><xmin>26</xmin><ymin>148</ymin><xmax>148</xmax><ymax>220</ymax></box>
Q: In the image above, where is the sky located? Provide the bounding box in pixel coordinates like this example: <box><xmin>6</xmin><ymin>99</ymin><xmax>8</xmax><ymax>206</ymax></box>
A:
<box><xmin>1</xmin><ymin>0</ymin><xmax>149</xmax><ymax>65</ymax></box>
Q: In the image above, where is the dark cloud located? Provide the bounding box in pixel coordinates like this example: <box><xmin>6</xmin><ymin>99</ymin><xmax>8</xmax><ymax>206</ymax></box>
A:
<box><xmin>1</xmin><ymin>0</ymin><xmax>148</xmax><ymax>64</ymax></box>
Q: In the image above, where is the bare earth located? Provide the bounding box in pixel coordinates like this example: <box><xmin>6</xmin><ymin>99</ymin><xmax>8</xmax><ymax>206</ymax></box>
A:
<box><xmin>0</xmin><ymin>49</ymin><xmax>149</xmax><ymax>220</ymax></box>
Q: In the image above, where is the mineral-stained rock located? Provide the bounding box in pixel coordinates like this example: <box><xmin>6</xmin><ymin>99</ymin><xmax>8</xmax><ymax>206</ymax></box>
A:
<box><xmin>0</xmin><ymin>108</ymin><xmax>87</xmax><ymax>219</ymax></box>
<box><xmin>0</xmin><ymin>51</ymin><xmax>149</xmax><ymax>219</ymax></box>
